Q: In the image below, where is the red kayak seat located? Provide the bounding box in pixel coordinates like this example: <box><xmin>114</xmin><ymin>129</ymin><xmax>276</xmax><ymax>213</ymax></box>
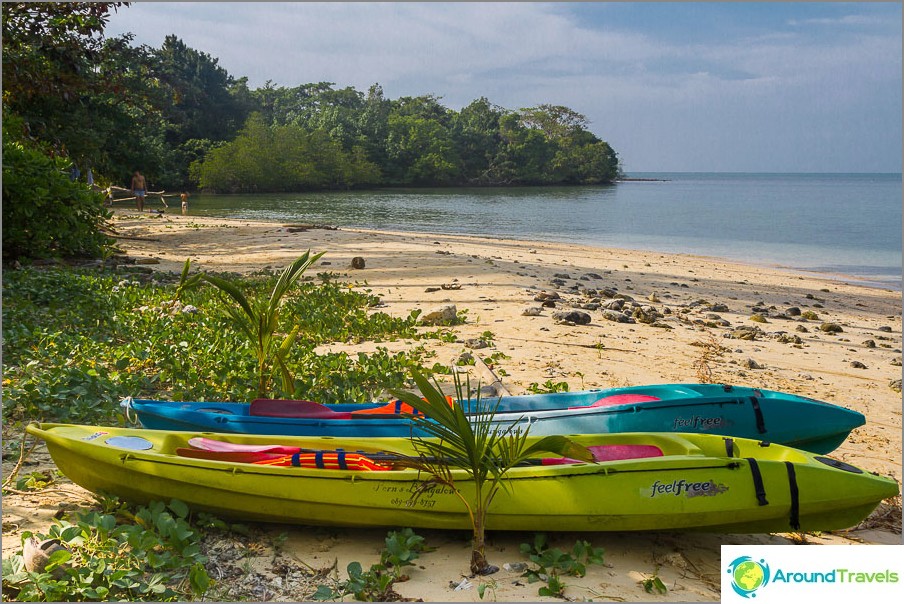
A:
<box><xmin>249</xmin><ymin>399</ymin><xmax>353</xmax><ymax>419</ymax></box>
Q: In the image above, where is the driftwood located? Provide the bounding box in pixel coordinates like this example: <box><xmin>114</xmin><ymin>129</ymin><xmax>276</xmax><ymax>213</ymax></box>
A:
<box><xmin>472</xmin><ymin>354</ymin><xmax>511</xmax><ymax>397</ymax></box>
<box><xmin>107</xmin><ymin>185</ymin><xmax>178</xmax><ymax>204</ymax></box>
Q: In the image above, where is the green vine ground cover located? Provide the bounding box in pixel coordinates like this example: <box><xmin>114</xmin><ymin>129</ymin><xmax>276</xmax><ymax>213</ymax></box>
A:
<box><xmin>1</xmin><ymin>263</ymin><xmax>456</xmax><ymax>600</ymax></box>
<box><xmin>1</xmin><ymin>265</ymin><xmax>444</xmax><ymax>428</ymax></box>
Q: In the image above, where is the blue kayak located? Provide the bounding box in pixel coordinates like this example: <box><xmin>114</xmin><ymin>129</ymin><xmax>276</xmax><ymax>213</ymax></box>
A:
<box><xmin>124</xmin><ymin>383</ymin><xmax>864</xmax><ymax>454</ymax></box>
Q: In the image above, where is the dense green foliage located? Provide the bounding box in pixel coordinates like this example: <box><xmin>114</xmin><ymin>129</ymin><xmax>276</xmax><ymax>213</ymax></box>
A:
<box><xmin>2</xmin><ymin>116</ymin><xmax>114</xmax><ymax>261</ymax></box>
<box><xmin>2</xmin><ymin>2</ymin><xmax>619</xmax><ymax>196</ymax></box>
<box><xmin>3</xmin><ymin>3</ymin><xmax>619</xmax><ymax>261</ymax></box>
<box><xmin>3</xmin><ymin>500</ymin><xmax>210</xmax><ymax>601</ymax></box>
<box><xmin>196</xmin><ymin>91</ymin><xmax>619</xmax><ymax>191</ymax></box>
<box><xmin>193</xmin><ymin>114</ymin><xmax>381</xmax><ymax>192</ymax></box>
<box><xmin>1</xmin><ymin>265</ymin><xmax>444</xmax><ymax>426</ymax></box>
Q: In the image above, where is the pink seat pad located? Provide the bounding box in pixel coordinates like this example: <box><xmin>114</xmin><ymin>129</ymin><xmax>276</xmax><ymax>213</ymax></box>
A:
<box><xmin>542</xmin><ymin>444</ymin><xmax>663</xmax><ymax>465</ymax></box>
<box><xmin>187</xmin><ymin>436</ymin><xmax>301</xmax><ymax>454</ymax></box>
<box><xmin>569</xmin><ymin>393</ymin><xmax>661</xmax><ymax>410</ymax></box>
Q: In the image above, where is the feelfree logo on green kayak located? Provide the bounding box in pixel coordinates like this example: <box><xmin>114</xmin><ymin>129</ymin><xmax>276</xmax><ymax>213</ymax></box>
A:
<box><xmin>727</xmin><ymin>556</ymin><xmax>771</xmax><ymax>598</ymax></box>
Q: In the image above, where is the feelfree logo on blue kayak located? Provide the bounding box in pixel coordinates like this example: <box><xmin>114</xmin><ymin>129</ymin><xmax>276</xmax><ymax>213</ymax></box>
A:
<box><xmin>727</xmin><ymin>556</ymin><xmax>771</xmax><ymax>598</ymax></box>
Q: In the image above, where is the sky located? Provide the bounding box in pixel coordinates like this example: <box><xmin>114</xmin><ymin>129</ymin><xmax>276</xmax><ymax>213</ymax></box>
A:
<box><xmin>105</xmin><ymin>2</ymin><xmax>903</xmax><ymax>173</ymax></box>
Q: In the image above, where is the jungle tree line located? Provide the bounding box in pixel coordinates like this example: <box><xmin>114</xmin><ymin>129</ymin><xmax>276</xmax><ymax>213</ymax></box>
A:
<box><xmin>2</xmin><ymin>3</ymin><xmax>620</xmax><ymax>259</ymax></box>
<box><xmin>3</xmin><ymin>2</ymin><xmax>619</xmax><ymax>195</ymax></box>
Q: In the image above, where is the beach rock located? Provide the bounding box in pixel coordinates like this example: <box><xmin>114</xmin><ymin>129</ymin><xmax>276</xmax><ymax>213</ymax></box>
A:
<box><xmin>632</xmin><ymin>305</ymin><xmax>661</xmax><ymax>324</ymax></box>
<box><xmin>863</xmin><ymin>339</ymin><xmax>877</xmax><ymax>348</ymax></box>
<box><xmin>420</xmin><ymin>305</ymin><xmax>457</xmax><ymax>326</ymax></box>
<box><xmin>878</xmin><ymin>326</ymin><xmax>893</xmax><ymax>332</ymax></box>
<box><xmin>541</xmin><ymin>300</ymin><xmax>557</xmax><ymax>308</ymax></box>
<box><xmin>706</xmin><ymin>303</ymin><xmax>730</xmax><ymax>313</ymax></box>
<box><xmin>553</xmin><ymin>273</ymin><xmax>572</xmax><ymax>280</ymax></box>
<box><xmin>819</xmin><ymin>322</ymin><xmax>844</xmax><ymax>334</ymax></box>
<box><xmin>549</xmin><ymin>278</ymin><xmax>566</xmax><ymax>287</ymax></box>
<box><xmin>583</xmin><ymin>272</ymin><xmax>604</xmax><ymax>280</ymax></box>
<box><xmin>744</xmin><ymin>358</ymin><xmax>764</xmax><ymax>370</ymax></box>
<box><xmin>465</xmin><ymin>338</ymin><xmax>489</xmax><ymax>350</ymax></box>
<box><xmin>600</xmin><ymin>298</ymin><xmax>625</xmax><ymax>311</ymax></box>
<box><xmin>729</xmin><ymin>326</ymin><xmax>762</xmax><ymax>341</ymax></box>
<box><xmin>602</xmin><ymin>309</ymin><xmax>634</xmax><ymax>324</ymax></box>
<box><xmin>533</xmin><ymin>291</ymin><xmax>560</xmax><ymax>302</ymax></box>
<box><xmin>786</xmin><ymin>307</ymin><xmax>802</xmax><ymax>316</ymax></box>
<box><xmin>850</xmin><ymin>361</ymin><xmax>868</xmax><ymax>369</ymax></box>
<box><xmin>890</xmin><ymin>379</ymin><xmax>902</xmax><ymax>393</ymax></box>
<box><xmin>456</xmin><ymin>352</ymin><xmax>475</xmax><ymax>365</ymax></box>
<box><xmin>552</xmin><ymin>310</ymin><xmax>592</xmax><ymax>325</ymax></box>
<box><xmin>350</xmin><ymin>256</ymin><xmax>365</xmax><ymax>269</ymax></box>
<box><xmin>424</xmin><ymin>287</ymin><xmax>441</xmax><ymax>293</ymax></box>
<box><xmin>23</xmin><ymin>537</ymin><xmax>69</xmax><ymax>579</ymax></box>
<box><xmin>522</xmin><ymin>307</ymin><xmax>543</xmax><ymax>316</ymax></box>
<box><xmin>795</xmin><ymin>325</ymin><xmax>809</xmax><ymax>333</ymax></box>
<box><xmin>776</xmin><ymin>333</ymin><xmax>803</xmax><ymax>345</ymax></box>
<box><xmin>580</xmin><ymin>302</ymin><xmax>601</xmax><ymax>311</ymax></box>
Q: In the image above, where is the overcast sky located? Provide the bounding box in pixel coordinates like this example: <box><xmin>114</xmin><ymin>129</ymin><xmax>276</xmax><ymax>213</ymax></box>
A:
<box><xmin>105</xmin><ymin>2</ymin><xmax>902</xmax><ymax>173</ymax></box>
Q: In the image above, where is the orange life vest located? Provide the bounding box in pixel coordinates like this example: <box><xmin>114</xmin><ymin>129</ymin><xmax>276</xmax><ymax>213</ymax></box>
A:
<box><xmin>350</xmin><ymin>396</ymin><xmax>455</xmax><ymax>416</ymax></box>
<box><xmin>252</xmin><ymin>451</ymin><xmax>390</xmax><ymax>471</ymax></box>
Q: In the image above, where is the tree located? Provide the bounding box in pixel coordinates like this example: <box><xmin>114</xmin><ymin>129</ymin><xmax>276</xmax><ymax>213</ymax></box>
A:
<box><xmin>201</xmin><ymin>252</ymin><xmax>325</xmax><ymax>398</ymax></box>
<box><xmin>453</xmin><ymin>98</ymin><xmax>505</xmax><ymax>184</ymax></box>
<box><xmin>391</xmin><ymin>372</ymin><xmax>593</xmax><ymax>576</ymax></box>
<box><xmin>1</xmin><ymin>2</ymin><xmax>129</xmax><ymax>107</ymax></box>
<box><xmin>152</xmin><ymin>35</ymin><xmax>250</xmax><ymax>145</ymax></box>
<box><xmin>194</xmin><ymin>113</ymin><xmax>381</xmax><ymax>192</ymax></box>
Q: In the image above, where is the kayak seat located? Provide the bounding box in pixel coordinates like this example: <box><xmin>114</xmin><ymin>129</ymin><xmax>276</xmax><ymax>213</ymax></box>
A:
<box><xmin>250</xmin><ymin>399</ymin><xmax>353</xmax><ymax>419</ymax></box>
<box><xmin>176</xmin><ymin>447</ymin><xmax>289</xmax><ymax>463</ymax></box>
<box><xmin>543</xmin><ymin>443</ymin><xmax>663</xmax><ymax>465</ymax></box>
<box><xmin>569</xmin><ymin>393</ymin><xmax>661</xmax><ymax>410</ymax></box>
<box><xmin>187</xmin><ymin>436</ymin><xmax>301</xmax><ymax>454</ymax></box>
<box><xmin>350</xmin><ymin>396</ymin><xmax>455</xmax><ymax>416</ymax></box>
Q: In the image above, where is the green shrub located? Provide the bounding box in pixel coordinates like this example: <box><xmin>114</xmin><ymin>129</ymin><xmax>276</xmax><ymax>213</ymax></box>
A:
<box><xmin>2</xmin><ymin>115</ymin><xmax>113</xmax><ymax>261</ymax></box>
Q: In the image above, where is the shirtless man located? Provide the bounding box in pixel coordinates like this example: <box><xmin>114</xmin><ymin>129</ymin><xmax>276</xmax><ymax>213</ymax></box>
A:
<box><xmin>131</xmin><ymin>170</ymin><xmax>147</xmax><ymax>211</ymax></box>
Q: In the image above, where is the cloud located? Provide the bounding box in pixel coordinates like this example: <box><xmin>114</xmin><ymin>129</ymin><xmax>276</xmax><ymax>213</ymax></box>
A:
<box><xmin>104</xmin><ymin>2</ymin><xmax>902</xmax><ymax>171</ymax></box>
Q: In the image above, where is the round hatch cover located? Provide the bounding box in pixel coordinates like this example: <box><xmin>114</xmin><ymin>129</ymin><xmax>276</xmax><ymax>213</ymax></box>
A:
<box><xmin>105</xmin><ymin>435</ymin><xmax>153</xmax><ymax>450</ymax></box>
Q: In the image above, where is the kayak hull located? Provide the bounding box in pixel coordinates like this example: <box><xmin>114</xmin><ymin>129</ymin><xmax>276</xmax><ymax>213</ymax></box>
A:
<box><xmin>27</xmin><ymin>423</ymin><xmax>898</xmax><ymax>534</ymax></box>
<box><xmin>126</xmin><ymin>383</ymin><xmax>865</xmax><ymax>454</ymax></box>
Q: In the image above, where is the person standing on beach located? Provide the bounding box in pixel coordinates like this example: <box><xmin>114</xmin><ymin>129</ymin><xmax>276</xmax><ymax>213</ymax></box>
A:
<box><xmin>180</xmin><ymin>190</ymin><xmax>189</xmax><ymax>215</ymax></box>
<box><xmin>131</xmin><ymin>170</ymin><xmax>147</xmax><ymax>212</ymax></box>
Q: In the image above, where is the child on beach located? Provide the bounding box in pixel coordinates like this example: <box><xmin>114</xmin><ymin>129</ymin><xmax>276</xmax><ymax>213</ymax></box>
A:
<box><xmin>180</xmin><ymin>191</ymin><xmax>189</xmax><ymax>215</ymax></box>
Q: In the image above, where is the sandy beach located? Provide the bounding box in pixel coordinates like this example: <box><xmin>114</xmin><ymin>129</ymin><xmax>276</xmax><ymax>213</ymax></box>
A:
<box><xmin>4</xmin><ymin>209</ymin><xmax>901</xmax><ymax>602</ymax></box>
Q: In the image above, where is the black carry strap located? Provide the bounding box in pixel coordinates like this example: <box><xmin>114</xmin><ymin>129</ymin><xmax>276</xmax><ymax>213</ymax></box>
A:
<box><xmin>750</xmin><ymin>396</ymin><xmax>767</xmax><ymax>434</ymax></box>
<box><xmin>746</xmin><ymin>458</ymin><xmax>769</xmax><ymax>506</ymax></box>
<box><xmin>723</xmin><ymin>437</ymin><xmax>736</xmax><ymax>457</ymax></box>
<box><xmin>785</xmin><ymin>462</ymin><xmax>801</xmax><ymax>530</ymax></box>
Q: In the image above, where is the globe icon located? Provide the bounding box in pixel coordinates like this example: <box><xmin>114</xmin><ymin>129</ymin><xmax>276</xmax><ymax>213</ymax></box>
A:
<box><xmin>733</xmin><ymin>560</ymin><xmax>765</xmax><ymax>592</ymax></box>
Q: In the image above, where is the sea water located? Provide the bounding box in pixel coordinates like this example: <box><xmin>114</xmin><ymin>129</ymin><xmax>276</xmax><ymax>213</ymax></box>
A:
<box><xmin>185</xmin><ymin>173</ymin><xmax>902</xmax><ymax>289</ymax></box>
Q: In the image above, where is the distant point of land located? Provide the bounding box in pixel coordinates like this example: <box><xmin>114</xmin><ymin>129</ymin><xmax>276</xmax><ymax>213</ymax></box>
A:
<box><xmin>617</xmin><ymin>177</ymin><xmax>670</xmax><ymax>182</ymax></box>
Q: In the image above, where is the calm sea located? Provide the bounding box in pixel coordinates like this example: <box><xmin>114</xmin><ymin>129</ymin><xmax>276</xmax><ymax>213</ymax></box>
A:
<box><xmin>185</xmin><ymin>173</ymin><xmax>902</xmax><ymax>290</ymax></box>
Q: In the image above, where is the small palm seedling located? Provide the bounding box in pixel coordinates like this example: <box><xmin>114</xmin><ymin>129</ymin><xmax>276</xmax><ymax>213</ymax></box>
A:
<box><xmin>390</xmin><ymin>370</ymin><xmax>593</xmax><ymax>576</ymax></box>
<box><xmin>202</xmin><ymin>251</ymin><xmax>324</xmax><ymax>397</ymax></box>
